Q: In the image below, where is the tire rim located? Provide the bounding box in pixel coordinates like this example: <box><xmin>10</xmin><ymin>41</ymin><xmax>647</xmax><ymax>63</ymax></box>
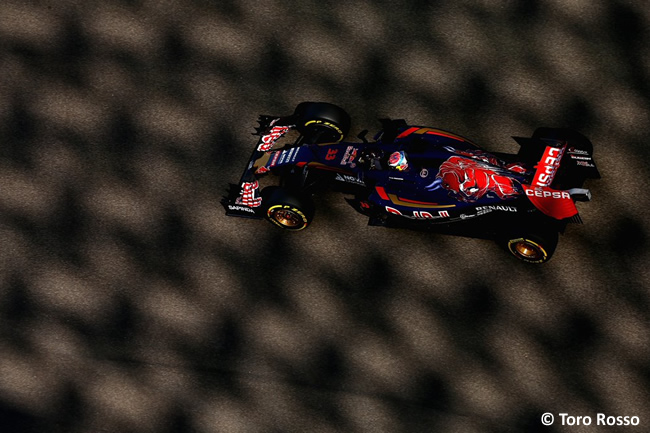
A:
<box><xmin>270</xmin><ymin>208</ymin><xmax>303</xmax><ymax>228</ymax></box>
<box><xmin>304</xmin><ymin>120</ymin><xmax>344</xmax><ymax>142</ymax></box>
<box><xmin>511</xmin><ymin>239</ymin><xmax>545</xmax><ymax>261</ymax></box>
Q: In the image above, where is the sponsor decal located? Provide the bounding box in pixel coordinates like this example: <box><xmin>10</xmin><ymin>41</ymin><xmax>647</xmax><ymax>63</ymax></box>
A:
<box><xmin>457</xmin><ymin>205</ymin><xmax>516</xmax><ymax>219</ymax></box>
<box><xmin>269</xmin><ymin>151</ymin><xmax>281</xmax><ymax>166</ymax></box>
<box><xmin>334</xmin><ymin>173</ymin><xmax>365</xmax><ymax>186</ymax></box>
<box><xmin>413</xmin><ymin>211</ymin><xmax>436</xmax><ymax>219</ymax></box>
<box><xmin>287</xmin><ymin>147</ymin><xmax>298</xmax><ymax>162</ymax></box>
<box><xmin>476</xmin><ymin>205</ymin><xmax>517</xmax><ymax>212</ymax></box>
<box><xmin>304</xmin><ymin>120</ymin><xmax>344</xmax><ymax>139</ymax></box>
<box><xmin>257</xmin><ymin>122</ymin><xmax>291</xmax><ymax>152</ymax></box>
<box><xmin>340</xmin><ymin>146</ymin><xmax>358</xmax><ymax>166</ymax></box>
<box><xmin>473</xmin><ymin>207</ymin><xmax>494</xmax><ymax>217</ymax></box>
<box><xmin>385</xmin><ymin>206</ymin><xmax>402</xmax><ymax>216</ymax></box>
<box><xmin>256</xmin><ymin>147</ymin><xmax>301</xmax><ymax>174</ymax></box>
<box><xmin>523</xmin><ymin>185</ymin><xmax>578</xmax><ymax>219</ymax></box>
<box><xmin>576</xmin><ymin>161</ymin><xmax>596</xmax><ymax>168</ymax></box>
<box><xmin>568</xmin><ymin>147</ymin><xmax>589</xmax><ymax>155</ymax></box>
<box><xmin>236</xmin><ymin>181</ymin><xmax>262</xmax><ymax>207</ymax></box>
<box><xmin>228</xmin><ymin>204</ymin><xmax>256</xmax><ymax>214</ymax></box>
<box><xmin>525</xmin><ymin>187</ymin><xmax>571</xmax><ymax>199</ymax></box>
<box><xmin>437</xmin><ymin>156</ymin><xmax>520</xmax><ymax>202</ymax></box>
<box><xmin>533</xmin><ymin>145</ymin><xmax>565</xmax><ymax>187</ymax></box>
<box><xmin>275</xmin><ymin>147</ymin><xmax>298</xmax><ymax>165</ymax></box>
<box><xmin>385</xmin><ymin>206</ymin><xmax>450</xmax><ymax>220</ymax></box>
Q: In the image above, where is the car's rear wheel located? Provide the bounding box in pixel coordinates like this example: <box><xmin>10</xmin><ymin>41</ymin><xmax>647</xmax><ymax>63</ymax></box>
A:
<box><xmin>294</xmin><ymin>102</ymin><xmax>351</xmax><ymax>144</ymax></box>
<box><xmin>502</xmin><ymin>229</ymin><xmax>559</xmax><ymax>264</ymax></box>
<box><xmin>262</xmin><ymin>187</ymin><xmax>314</xmax><ymax>231</ymax></box>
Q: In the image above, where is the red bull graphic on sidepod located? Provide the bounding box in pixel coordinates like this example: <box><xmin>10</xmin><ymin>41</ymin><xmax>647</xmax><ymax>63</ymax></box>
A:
<box><xmin>435</xmin><ymin>156</ymin><xmax>521</xmax><ymax>202</ymax></box>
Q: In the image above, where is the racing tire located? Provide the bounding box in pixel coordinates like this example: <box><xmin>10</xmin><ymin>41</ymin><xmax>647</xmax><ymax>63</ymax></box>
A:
<box><xmin>294</xmin><ymin>102</ymin><xmax>351</xmax><ymax>144</ymax></box>
<box><xmin>502</xmin><ymin>229</ymin><xmax>559</xmax><ymax>264</ymax></box>
<box><xmin>262</xmin><ymin>187</ymin><xmax>314</xmax><ymax>231</ymax></box>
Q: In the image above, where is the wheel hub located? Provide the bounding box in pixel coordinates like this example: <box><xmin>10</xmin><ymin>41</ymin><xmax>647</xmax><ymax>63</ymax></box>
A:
<box><xmin>514</xmin><ymin>241</ymin><xmax>543</xmax><ymax>260</ymax></box>
<box><xmin>271</xmin><ymin>209</ymin><xmax>301</xmax><ymax>228</ymax></box>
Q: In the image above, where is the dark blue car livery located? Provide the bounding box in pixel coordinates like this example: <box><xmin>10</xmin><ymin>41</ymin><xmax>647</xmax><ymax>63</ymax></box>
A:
<box><xmin>223</xmin><ymin>102</ymin><xmax>600</xmax><ymax>263</ymax></box>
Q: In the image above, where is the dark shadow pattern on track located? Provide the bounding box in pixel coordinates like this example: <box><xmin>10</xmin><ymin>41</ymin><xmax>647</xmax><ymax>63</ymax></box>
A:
<box><xmin>0</xmin><ymin>1</ymin><xmax>649</xmax><ymax>432</ymax></box>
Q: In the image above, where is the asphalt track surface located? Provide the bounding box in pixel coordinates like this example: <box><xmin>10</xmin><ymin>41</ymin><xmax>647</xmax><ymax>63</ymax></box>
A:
<box><xmin>1</xmin><ymin>1</ymin><xmax>649</xmax><ymax>432</ymax></box>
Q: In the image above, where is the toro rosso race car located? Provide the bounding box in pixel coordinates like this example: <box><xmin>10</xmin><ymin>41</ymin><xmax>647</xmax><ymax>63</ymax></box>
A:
<box><xmin>223</xmin><ymin>102</ymin><xmax>600</xmax><ymax>263</ymax></box>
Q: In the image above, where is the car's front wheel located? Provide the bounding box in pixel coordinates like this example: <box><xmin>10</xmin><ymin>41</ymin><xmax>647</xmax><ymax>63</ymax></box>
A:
<box><xmin>262</xmin><ymin>187</ymin><xmax>314</xmax><ymax>231</ymax></box>
<box><xmin>294</xmin><ymin>102</ymin><xmax>351</xmax><ymax>144</ymax></box>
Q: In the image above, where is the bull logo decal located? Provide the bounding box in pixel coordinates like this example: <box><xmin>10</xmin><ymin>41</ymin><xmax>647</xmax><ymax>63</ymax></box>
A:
<box><xmin>435</xmin><ymin>156</ymin><xmax>520</xmax><ymax>202</ymax></box>
<box><xmin>237</xmin><ymin>181</ymin><xmax>263</xmax><ymax>207</ymax></box>
<box><xmin>257</xmin><ymin>124</ymin><xmax>291</xmax><ymax>152</ymax></box>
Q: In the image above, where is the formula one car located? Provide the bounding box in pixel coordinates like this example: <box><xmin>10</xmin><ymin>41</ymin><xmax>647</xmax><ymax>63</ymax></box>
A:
<box><xmin>223</xmin><ymin>102</ymin><xmax>600</xmax><ymax>263</ymax></box>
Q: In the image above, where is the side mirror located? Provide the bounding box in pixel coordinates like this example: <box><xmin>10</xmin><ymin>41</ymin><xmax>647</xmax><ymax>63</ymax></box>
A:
<box><xmin>357</xmin><ymin>129</ymin><xmax>369</xmax><ymax>143</ymax></box>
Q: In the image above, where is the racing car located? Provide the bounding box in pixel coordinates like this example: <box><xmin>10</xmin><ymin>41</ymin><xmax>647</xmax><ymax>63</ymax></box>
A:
<box><xmin>223</xmin><ymin>102</ymin><xmax>600</xmax><ymax>263</ymax></box>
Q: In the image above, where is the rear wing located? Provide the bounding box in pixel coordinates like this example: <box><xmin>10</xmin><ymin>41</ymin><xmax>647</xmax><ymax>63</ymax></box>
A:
<box><xmin>514</xmin><ymin>128</ymin><xmax>600</xmax><ymax>186</ymax></box>
<box><xmin>515</xmin><ymin>128</ymin><xmax>600</xmax><ymax>221</ymax></box>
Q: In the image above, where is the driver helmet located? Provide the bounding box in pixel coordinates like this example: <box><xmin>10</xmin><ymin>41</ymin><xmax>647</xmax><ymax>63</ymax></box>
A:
<box><xmin>388</xmin><ymin>150</ymin><xmax>409</xmax><ymax>171</ymax></box>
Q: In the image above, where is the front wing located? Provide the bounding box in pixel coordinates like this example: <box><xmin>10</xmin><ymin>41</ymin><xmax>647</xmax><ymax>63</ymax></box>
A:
<box><xmin>222</xmin><ymin>115</ymin><xmax>295</xmax><ymax>219</ymax></box>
